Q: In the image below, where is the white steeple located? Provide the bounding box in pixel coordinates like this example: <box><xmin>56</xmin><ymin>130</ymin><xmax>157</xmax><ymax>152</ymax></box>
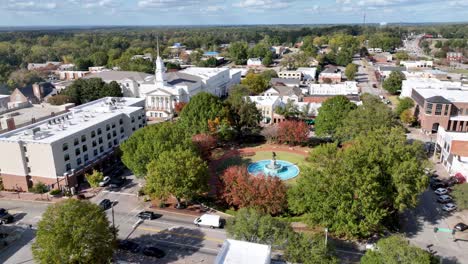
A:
<box><xmin>155</xmin><ymin>37</ymin><xmax>167</xmax><ymax>88</ymax></box>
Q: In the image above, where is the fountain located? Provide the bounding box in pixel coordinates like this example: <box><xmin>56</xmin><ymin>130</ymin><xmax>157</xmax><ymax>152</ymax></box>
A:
<box><xmin>247</xmin><ymin>152</ymin><xmax>300</xmax><ymax>180</ymax></box>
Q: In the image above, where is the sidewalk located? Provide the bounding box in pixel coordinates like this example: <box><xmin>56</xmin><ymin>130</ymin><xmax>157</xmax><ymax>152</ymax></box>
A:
<box><xmin>0</xmin><ymin>191</ymin><xmax>59</xmax><ymax>203</ymax></box>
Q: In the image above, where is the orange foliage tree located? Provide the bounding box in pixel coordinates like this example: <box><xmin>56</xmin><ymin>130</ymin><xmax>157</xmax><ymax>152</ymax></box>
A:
<box><xmin>277</xmin><ymin>120</ymin><xmax>309</xmax><ymax>145</ymax></box>
<box><xmin>220</xmin><ymin>165</ymin><xmax>287</xmax><ymax>215</ymax></box>
<box><xmin>174</xmin><ymin>102</ymin><xmax>187</xmax><ymax>114</ymax></box>
<box><xmin>192</xmin><ymin>133</ymin><xmax>217</xmax><ymax>159</ymax></box>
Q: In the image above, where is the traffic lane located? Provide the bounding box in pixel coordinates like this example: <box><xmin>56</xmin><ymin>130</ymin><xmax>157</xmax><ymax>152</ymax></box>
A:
<box><xmin>0</xmin><ymin>200</ymin><xmax>49</xmax><ymax>226</ymax></box>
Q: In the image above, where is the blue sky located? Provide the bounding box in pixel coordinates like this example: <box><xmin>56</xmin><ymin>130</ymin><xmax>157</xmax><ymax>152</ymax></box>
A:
<box><xmin>0</xmin><ymin>0</ymin><xmax>467</xmax><ymax>26</ymax></box>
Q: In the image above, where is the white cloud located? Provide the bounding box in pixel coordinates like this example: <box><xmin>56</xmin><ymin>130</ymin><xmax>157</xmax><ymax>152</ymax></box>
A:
<box><xmin>205</xmin><ymin>5</ymin><xmax>225</xmax><ymax>12</ymax></box>
<box><xmin>234</xmin><ymin>0</ymin><xmax>295</xmax><ymax>9</ymax></box>
<box><xmin>137</xmin><ymin>0</ymin><xmax>199</xmax><ymax>9</ymax></box>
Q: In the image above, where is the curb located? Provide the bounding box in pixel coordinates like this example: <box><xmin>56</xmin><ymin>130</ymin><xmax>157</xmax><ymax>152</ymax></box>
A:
<box><xmin>0</xmin><ymin>197</ymin><xmax>56</xmax><ymax>204</ymax></box>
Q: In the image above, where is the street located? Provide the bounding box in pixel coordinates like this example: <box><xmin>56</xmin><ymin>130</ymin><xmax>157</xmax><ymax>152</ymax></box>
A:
<box><xmin>0</xmin><ymin>181</ymin><xmax>226</xmax><ymax>264</ymax></box>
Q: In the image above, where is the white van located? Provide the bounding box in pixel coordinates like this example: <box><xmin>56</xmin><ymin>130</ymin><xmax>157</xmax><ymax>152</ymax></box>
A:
<box><xmin>194</xmin><ymin>214</ymin><xmax>221</xmax><ymax>229</ymax></box>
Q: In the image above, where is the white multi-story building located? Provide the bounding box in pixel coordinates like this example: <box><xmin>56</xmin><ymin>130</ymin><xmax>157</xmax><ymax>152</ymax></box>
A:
<box><xmin>400</xmin><ymin>60</ymin><xmax>433</xmax><ymax>69</ymax></box>
<box><xmin>400</xmin><ymin>78</ymin><xmax>468</xmax><ymax>98</ymax></box>
<box><xmin>85</xmin><ymin>53</ymin><xmax>239</xmax><ymax>120</ymax></box>
<box><xmin>0</xmin><ymin>97</ymin><xmax>146</xmax><ymax>192</ymax></box>
<box><xmin>436</xmin><ymin>126</ymin><xmax>468</xmax><ymax>181</ymax></box>
<box><xmin>278</xmin><ymin>70</ymin><xmax>302</xmax><ymax>80</ymax></box>
<box><xmin>306</xmin><ymin>81</ymin><xmax>359</xmax><ymax>96</ymax></box>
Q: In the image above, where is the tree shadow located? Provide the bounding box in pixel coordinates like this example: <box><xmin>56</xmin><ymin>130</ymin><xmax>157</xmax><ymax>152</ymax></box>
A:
<box><xmin>400</xmin><ymin>187</ymin><xmax>448</xmax><ymax>238</ymax></box>
<box><xmin>116</xmin><ymin>227</ymin><xmax>215</xmax><ymax>264</ymax></box>
<box><xmin>0</xmin><ymin>225</ymin><xmax>35</xmax><ymax>263</ymax></box>
<box><xmin>439</xmin><ymin>256</ymin><xmax>462</xmax><ymax>264</ymax></box>
<box><xmin>12</xmin><ymin>212</ymin><xmax>27</xmax><ymax>223</ymax></box>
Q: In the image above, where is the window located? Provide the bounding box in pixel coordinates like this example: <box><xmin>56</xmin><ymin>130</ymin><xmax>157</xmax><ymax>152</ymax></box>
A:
<box><xmin>77</xmin><ymin>158</ymin><xmax>82</xmax><ymax>165</ymax></box>
<box><xmin>92</xmin><ymin>140</ymin><xmax>97</xmax><ymax>147</ymax></box>
<box><xmin>74</xmin><ymin>138</ymin><xmax>79</xmax><ymax>146</ymax></box>
<box><xmin>84</xmin><ymin>154</ymin><xmax>89</xmax><ymax>162</ymax></box>
<box><xmin>75</xmin><ymin>148</ymin><xmax>80</xmax><ymax>155</ymax></box>
<box><xmin>459</xmin><ymin>108</ymin><xmax>465</xmax><ymax>115</ymax></box>
<box><xmin>65</xmin><ymin>163</ymin><xmax>71</xmax><ymax>171</ymax></box>
<box><xmin>112</xmin><ymin>123</ymin><xmax>116</xmax><ymax>128</ymax></box>
<box><xmin>435</xmin><ymin>104</ymin><xmax>442</xmax><ymax>115</ymax></box>
<box><xmin>106</xmin><ymin>124</ymin><xmax>110</xmax><ymax>131</ymax></box>
<box><xmin>27</xmin><ymin>167</ymin><xmax>31</xmax><ymax>173</ymax></box>
<box><xmin>25</xmin><ymin>157</ymin><xmax>29</xmax><ymax>162</ymax></box>
<box><xmin>98</xmin><ymin>137</ymin><xmax>103</xmax><ymax>144</ymax></box>
<box><xmin>425</xmin><ymin>103</ymin><xmax>433</xmax><ymax>114</ymax></box>
<box><xmin>97</xmin><ymin>128</ymin><xmax>102</xmax><ymax>135</ymax></box>
<box><xmin>108</xmin><ymin>141</ymin><xmax>112</xmax><ymax>148</ymax></box>
<box><xmin>113</xmin><ymin>131</ymin><xmax>117</xmax><ymax>137</ymax></box>
<box><xmin>132</xmin><ymin>127</ymin><xmax>135</xmax><ymax>131</ymax></box>
<box><xmin>82</xmin><ymin>145</ymin><xmax>88</xmax><ymax>152</ymax></box>
<box><xmin>138</xmin><ymin>115</ymin><xmax>141</xmax><ymax>120</ymax></box>
<box><xmin>64</xmin><ymin>154</ymin><xmax>70</xmax><ymax>162</ymax></box>
<box><xmin>444</xmin><ymin>105</ymin><xmax>449</xmax><ymax>115</ymax></box>
<box><xmin>120</xmin><ymin>127</ymin><xmax>124</xmax><ymax>133</ymax></box>
<box><xmin>131</xmin><ymin>117</ymin><xmax>135</xmax><ymax>123</ymax></box>
<box><xmin>62</xmin><ymin>143</ymin><xmax>68</xmax><ymax>151</ymax></box>
<box><xmin>113</xmin><ymin>139</ymin><xmax>118</xmax><ymax>145</ymax></box>
<box><xmin>107</xmin><ymin>133</ymin><xmax>111</xmax><ymax>140</ymax></box>
<box><xmin>466</xmin><ymin>109</ymin><xmax>468</xmax><ymax>115</ymax></box>
<box><xmin>119</xmin><ymin>118</ymin><xmax>123</xmax><ymax>125</ymax></box>
<box><xmin>93</xmin><ymin>149</ymin><xmax>98</xmax><ymax>156</ymax></box>
<box><xmin>100</xmin><ymin>146</ymin><xmax>104</xmax><ymax>153</ymax></box>
<box><xmin>81</xmin><ymin>135</ymin><xmax>86</xmax><ymax>142</ymax></box>
<box><xmin>121</xmin><ymin>134</ymin><xmax>125</xmax><ymax>139</ymax></box>
<box><xmin>91</xmin><ymin>131</ymin><xmax>96</xmax><ymax>138</ymax></box>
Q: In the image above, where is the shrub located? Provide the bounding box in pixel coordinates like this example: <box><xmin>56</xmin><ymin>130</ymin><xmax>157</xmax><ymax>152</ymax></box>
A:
<box><xmin>49</xmin><ymin>189</ymin><xmax>62</xmax><ymax>196</ymax></box>
<box><xmin>277</xmin><ymin>120</ymin><xmax>309</xmax><ymax>145</ymax></box>
<box><xmin>85</xmin><ymin>170</ymin><xmax>104</xmax><ymax>188</ymax></box>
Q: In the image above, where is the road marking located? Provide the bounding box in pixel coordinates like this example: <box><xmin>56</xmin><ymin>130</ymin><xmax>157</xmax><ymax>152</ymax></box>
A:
<box><xmin>137</xmin><ymin>226</ymin><xmax>225</xmax><ymax>243</ymax></box>
<box><xmin>149</xmin><ymin>219</ymin><xmax>227</xmax><ymax>235</ymax></box>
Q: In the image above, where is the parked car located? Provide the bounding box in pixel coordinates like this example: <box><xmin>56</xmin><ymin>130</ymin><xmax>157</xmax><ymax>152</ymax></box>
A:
<box><xmin>454</xmin><ymin>223</ymin><xmax>468</xmax><ymax>232</ymax></box>
<box><xmin>142</xmin><ymin>246</ymin><xmax>165</xmax><ymax>258</ymax></box>
<box><xmin>99</xmin><ymin>199</ymin><xmax>112</xmax><ymax>210</ymax></box>
<box><xmin>431</xmin><ymin>182</ymin><xmax>447</xmax><ymax>190</ymax></box>
<box><xmin>109</xmin><ymin>177</ymin><xmax>126</xmax><ymax>189</ymax></box>
<box><xmin>434</xmin><ymin>188</ymin><xmax>448</xmax><ymax>196</ymax></box>
<box><xmin>442</xmin><ymin>203</ymin><xmax>457</xmax><ymax>212</ymax></box>
<box><xmin>0</xmin><ymin>208</ymin><xmax>14</xmax><ymax>224</ymax></box>
<box><xmin>437</xmin><ymin>195</ymin><xmax>453</xmax><ymax>204</ymax></box>
<box><xmin>118</xmin><ymin>240</ymin><xmax>140</xmax><ymax>253</ymax></box>
<box><xmin>137</xmin><ymin>211</ymin><xmax>157</xmax><ymax>220</ymax></box>
<box><xmin>99</xmin><ymin>176</ymin><xmax>111</xmax><ymax>187</ymax></box>
<box><xmin>194</xmin><ymin>214</ymin><xmax>221</xmax><ymax>229</ymax></box>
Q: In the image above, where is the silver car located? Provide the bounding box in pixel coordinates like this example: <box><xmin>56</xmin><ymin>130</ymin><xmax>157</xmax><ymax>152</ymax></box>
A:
<box><xmin>437</xmin><ymin>195</ymin><xmax>452</xmax><ymax>204</ymax></box>
<box><xmin>442</xmin><ymin>203</ymin><xmax>457</xmax><ymax>212</ymax></box>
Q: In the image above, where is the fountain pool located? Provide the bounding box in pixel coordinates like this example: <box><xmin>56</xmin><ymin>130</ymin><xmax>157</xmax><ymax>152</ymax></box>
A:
<box><xmin>247</xmin><ymin>160</ymin><xmax>300</xmax><ymax>180</ymax></box>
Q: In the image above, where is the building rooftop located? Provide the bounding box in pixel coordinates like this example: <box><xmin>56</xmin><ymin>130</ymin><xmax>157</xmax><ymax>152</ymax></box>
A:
<box><xmin>379</xmin><ymin>66</ymin><xmax>406</xmax><ymax>72</ymax></box>
<box><xmin>248</xmin><ymin>96</ymin><xmax>280</xmax><ymax>106</ymax></box>
<box><xmin>215</xmin><ymin>239</ymin><xmax>271</xmax><ymax>264</ymax></box>
<box><xmin>0</xmin><ymin>97</ymin><xmax>144</xmax><ymax>144</ymax></box>
<box><xmin>405</xmin><ymin>78</ymin><xmax>466</xmax><ymax>90</ymax></box>
<box><xmin>180</xmin><ymin>67</ymin><xmax>229</xmax><ymax>80</ymax></box>
<box><xmin>415</xmin><ymin>88</ymin><xmax>468</xmax><ymax>103</ymax></box>
<box><xmin>84</xmin><ymin>71</ymin><xmax>152</xmax><ymax>83</ymax></box>
<box><xmin>270</xmin><ymin>78</ymin><xmax>300</xmax><ymax>86</ymax></box>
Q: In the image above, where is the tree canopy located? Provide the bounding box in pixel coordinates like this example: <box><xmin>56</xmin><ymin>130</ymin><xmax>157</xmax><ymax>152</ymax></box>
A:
<box><xmin>61</xmin><ymin>78</ymin><xmax>122</xmax><ymax>105</ymax></box>
<box><xmin>120</xmin><ymin>122</ymin><xmax>194</xmax><ymax>177</ymax></box>
<box><xmin>288</xmin><ymin>127</ymin><xmax>428</xmax><ymax>238</ymax></box>
<box><xmin>383</xmin><ymin>71</ymin><xmax>405</xmax><ymax>94</ymax></box>
<box><xmin>179</xmin><ymin>92</ymin><xmax>227</xmax><ymax>134</ymax></box>
<box><xmin>314</xmin><ymin>95</ymin><xmax>357</xmax><ymax>138</ymax></box>
<box><xmin>145</xmin><ymin>149</ymin><xmax>209</xmax><ymax>204</ymax></box>
<box><xmin>32</xmin><ymin>199</ymin><xmax>115</xmax><ymax>264</ymax></box>
<box><xmin>345</xmin><ymin>63</ymin><xmax>358</xmax><ymax>80</ymax></box>
<box><xmin>361</xmin><ymin>235</ymin><xmax>434</xmax><ymax>264</ymax></box>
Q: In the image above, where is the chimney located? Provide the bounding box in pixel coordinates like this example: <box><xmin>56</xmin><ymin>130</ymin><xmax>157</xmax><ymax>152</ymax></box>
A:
<box><xmin>32</xmin><ymin>83</ymin><xmax>43</xmax><ymax>101</ymax></box>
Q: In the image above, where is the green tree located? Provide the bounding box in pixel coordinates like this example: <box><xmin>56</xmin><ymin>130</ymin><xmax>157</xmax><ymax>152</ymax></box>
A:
<box><xmin>383</xmin><ymin>71</ymin><xmax>405</xmax><ymax>94</ymax></box>
<box><xmin>262</xmin><ymin>52</ymin><xmax>273</xmax><ymax>66</ymax></box>
<box><xmin>179</xmin><ymin>92</ymin><xmax>226</xmax><ymax>134</ymax></box>
<box><xmin>394</xmin><ymin>51</ymin><xmax>410</xmax><ymax>61</ymax></box>
<box><xmin>395</xmin><ymin>97</ymin><xmax>415</xmax><ymax>116</ymax></box>
<box><xmin>120</xmin><ymin>122</ymin><xmax>194</xmax><ymax>177</ymax></box>
<box><xmin>229</xmin><ymin>41</ymin><xmax>248</xmax><ymax>65</ymax></box>
<box><xmin>32</xmin><ymin>199</ymin><xmax>115</xmax><ymax>264</ymax></box>
<box><xmin>288</xmin><ymin>128</ymin><xmax>428</xmax><ymax>238</ymax></box>
<box><xmin>145</xmin><ymin>149</ymin><xmax>208</xmax><ymax>205</ymax></box>
<box><xmin>7</xmin><ymin>69</ymin><xmax>45</xmax><ymax>90</ymax></box>
<box><xmin>345</xmin><ymin>63</ymin><xmax>358</xmax><ymax>80</ymax></box>
<box><xmin>314</xmin><ymin>95</ymin><xmax>357</xmax><ymax>138</ymax></box>
<box><xmin>285</xmin><ymin>233</ymin><xmax>338</xmax><ymax>264</ymax></box>
<box><xmin>335</xmin><ymin>49</ymin><xmax>354</xmax><ymax>66</ymax></box>
<box><xmin>275</xmin><ymin>100</ymin><xmax>301</xmax><ymax>119</ymax></box>
<box><xmin>85</xmin><ymin>170</ymin><xmax>104</xmax><ymax>188</ymax></box>
<box><xmin>226</xmin><ymin>96</ymin><xmax>262</xmax><ymax>137</ymax></box>
<box><xmin>336</xmin><ymin>95</ymin><xmax>397</xmax><ymax>142</ymax></box>
<box><xmin>74</xmin><ymin>58</ymin><xmax>93</xmax><ymax>71</ymax></box>
<box><xmin>31</xmin><ymin>182</ymin><xmax>49</xmax><ymax>199</ymax></box>
<box><xmin>300</xmin><ymin>36</ymin><xmax>318</xmax><ymax>57</ymax></box>
<box><xmin>400</xmin><ymin>109</ymin><xmax>416</xmax><ymax>125</ymax></box>
<box><xmin>241</xmin><ymin>72</ymin><xmax>269</xmax><ymax>94</ymax></box>
<box><xmin>226</xmin><ymin>208</ymin><xmax>292</xmax><ymax>249</ymax></box>
<box><xmin>361</xmin><ymin>235</ymin><xmax>434</xmax><ymax>264</ymax></box>
<box><xmin>90</xmin><ymin>51</ymin><xmax>108</xmax><ymax>66</ymax></box>
<box><xmin>62</xmin><ymin>78</ymin><xmax>123</xmax><ymax>105</ymax></box>
<box><xmin>47</xmin><ymin>95</ymin><xmax>74</xmax><ymax>105</ymax></box>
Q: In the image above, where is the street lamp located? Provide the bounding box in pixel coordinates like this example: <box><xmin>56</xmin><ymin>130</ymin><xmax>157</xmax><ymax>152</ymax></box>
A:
<box><xmin>324</xmin><ymin>227</ymin><xmax>328</xmax><ymax>247</ymax></box>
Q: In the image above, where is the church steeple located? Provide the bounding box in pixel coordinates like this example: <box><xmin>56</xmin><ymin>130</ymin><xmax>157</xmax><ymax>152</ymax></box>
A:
<box><xmin>155</xmin><ymin>37</ymin><xmax>167</xmax><ymax>88</ymax></box>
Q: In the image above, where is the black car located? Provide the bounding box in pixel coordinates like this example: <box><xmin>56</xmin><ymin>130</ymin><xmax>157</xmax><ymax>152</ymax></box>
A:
<box><xmin>142</xmin><ymin>246</ymin><xmax>165</xmax><ymax>258</ymax></box>
<box><xmin>0</xmin><ymin>208</ymin><xmax>14</xmax><ymax>224</ymax></box>
<box><xmin>454</xmin><ymin>223</ymin><xmax>468</xmax><ymax>232</ymax></box>
<box><xmin>109</xmin><ymin>177</ymin><xmax>126</xmax><ymax>189</ymax></box>
<box><xmin>137</xmin><ymin>211</ymin><xmax>157</xmax><ymax>220</ymax></box>
<box><xmin>99</xmin><ymin>199</ymin><xmax>112</xmax><ymax>210</ymax></box>
<box><xmin>118</xmin><ymin>240</ymin><xmax>140</xmax><ymax>253</ymax></box>
<box><xmin>430</xmin><ymin>182</ymin><xmax>447</xmax><ymax>190</ymax></box>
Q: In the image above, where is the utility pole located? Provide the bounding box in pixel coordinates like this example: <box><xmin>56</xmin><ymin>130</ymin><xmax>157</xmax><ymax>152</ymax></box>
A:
<box><xmin>324</xmin><ymin>227</ymin><xmax>328</xmax><ymax>247</ymax></box>
<box><xmin>111</xmin><ymin>200</ymin><xmax>116</xmax><ymax>240</ymax></box>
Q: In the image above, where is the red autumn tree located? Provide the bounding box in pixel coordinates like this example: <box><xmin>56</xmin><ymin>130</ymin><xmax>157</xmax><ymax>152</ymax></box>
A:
<box><xmin>192</xmin><ymin>133</ymin><xmax>217</xmax><ymax>159</ymax></box>
<box><xmin>174</xmin><ymin>102</ymin><xmax>187</xmax><ymax>114</ymax></box>
<box><xmin>277</xmin><ymin>120</ymin><xmax>309</xmax><ymax>145</ymax></box>
<box><xmin>220</xmin><ymin>165</ymin><xmax>287</xmax><ymax>215</ymax></box>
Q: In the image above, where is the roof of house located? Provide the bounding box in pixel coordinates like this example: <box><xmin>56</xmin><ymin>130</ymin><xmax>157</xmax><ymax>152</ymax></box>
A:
<box><xmin>415</xmin><ymin>88</ymin><xmax>468</xmax><ymax>103</ymax></box>
<box><xmin>17</xmin><ymin>83</ymin><xmax>56</xmax><ymax>99</ymax></box>
<box><xmin>84</xmin><ymin>71</ymin><xmax>152</xmax><ymax>82</ymax></box>
<box><xmin>270</xmin><ymin>86</ymin><xmax>302</xmax><ymax>97</ymax></box>
<box><xmin>270</xmin><ymin>78</ymin><xmax>300</xmax><ymax>86</ymax></box>
<box><xmin>166</xmin><ymin>72</ymin><xmax>201</xmax><ymax>88</ymax></box>
<box><xmin>215</xmin><ymin>239</ymin><xmax>271</xmax><ymax>264</ymax></box>
<box><xmin>426</xmin><ymin>96</ymin><xmax>452</xmax><ymax>104</ymax></box>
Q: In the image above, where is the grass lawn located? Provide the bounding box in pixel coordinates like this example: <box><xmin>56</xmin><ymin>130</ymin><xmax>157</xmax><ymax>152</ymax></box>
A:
<box><xmin>215</xmin><ymin>150</ymin><xmax>307</xmax><ymax>185</ymax></box>
<box><xmin>446</xmin><ymin>68</ymin><xmax>468</xmax><ymax>75</ymax></box>
<box><xmin>452</xmin><ymin>183</ymin><xmax>468</xmax><ymax>210</ymax></box>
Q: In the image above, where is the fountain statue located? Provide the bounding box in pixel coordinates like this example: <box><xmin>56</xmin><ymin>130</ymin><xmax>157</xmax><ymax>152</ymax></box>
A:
<box><xmin>265</xmin><ymin>152</ymin><xmax>283</xmax><ymax>175</ymax></box>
